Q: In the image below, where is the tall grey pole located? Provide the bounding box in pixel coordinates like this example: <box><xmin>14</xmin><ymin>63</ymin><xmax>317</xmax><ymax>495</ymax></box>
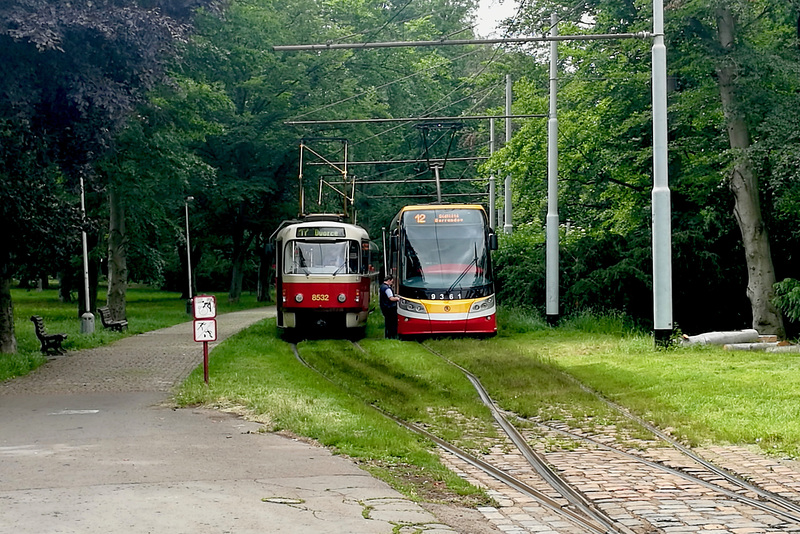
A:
<box><xmin>546</xmin><ymin>13</ymin><xmax>560</xmax><ymax>325</ymax></box>
<box><xmin>489</xmin><ymin>118</ymin><xmax>496</xmax><ymax>230</ymax></box>
<box><xmin>503</xmin><ymin>74</ymin><xmax>513</xmax><ymax>235</ymax></box>
<box><xmin>651</xmin><ymin>0</ymin><xmax>673</xmax><ymax>345</ymax></box>
<box><xmin>79</xmin><ymin>174</ymin><xmax>95</xmax><ymax>334</ymax></box>
<box><xmin>381</xmin><ymin>227</ymin><xmax>388</xmax><ymax>275</ymax></box>
<box><xmin>185</xmin><ymin>196</ymin><xmax>194</xmax><ymax>314</ymax></box>
<box><xmin>433</xmin><ymin>165</ymin><xmax>442</xmax><ymax>203</ymax></box>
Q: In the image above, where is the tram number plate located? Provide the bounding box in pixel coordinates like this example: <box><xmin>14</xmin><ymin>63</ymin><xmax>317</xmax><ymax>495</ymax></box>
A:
<box><xmin>311</xmin><ymin>294</ymin><xmax>329</xmax><ymax>301</ymax></box>
<box><xmin>429</xmin><ymin>292</ymin><xmax>462</xmax><ymax>300</ymax></box>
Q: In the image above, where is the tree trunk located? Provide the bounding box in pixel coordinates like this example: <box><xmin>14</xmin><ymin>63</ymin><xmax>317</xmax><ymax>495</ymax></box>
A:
<box><xmin>716</xmin><ymin>7</ymin><xmax>785</xmax><ymax>337</ymax></box>
<box><xmin>107</xmin><ymin>184</ymin><xmax>128</xmax><ymax>320</ymax></box>
<box><xmin>228</xmin><ymin>230</ymin><xmax>255</xmax><ymax>304</ymax></box>
<box><xmin>0</xmin><ymin>276</ymin><xmax>16</xmax><ymax>354</ymax></box>
<box><xmin>256</xmin><ymin>235</ymin><xmax>272</xmax><ymax>302</ymax></box>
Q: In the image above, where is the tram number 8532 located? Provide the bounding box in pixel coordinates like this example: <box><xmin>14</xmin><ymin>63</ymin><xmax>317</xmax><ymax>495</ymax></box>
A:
<box><xmin>311</xmin><ymin>294</ymin><xmax>330</xmax><ymax>301</ymax></box>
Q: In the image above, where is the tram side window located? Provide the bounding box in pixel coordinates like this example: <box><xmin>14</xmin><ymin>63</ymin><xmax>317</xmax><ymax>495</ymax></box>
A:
<box><xmin>360</xmin><ymin>241</ymin><xmax>370</xmax><ymax>274</ymax></box>
<box><xmin>348</xmin><ymin>241</ymin><xmax>360</xmax><ymax>273</ymax></box>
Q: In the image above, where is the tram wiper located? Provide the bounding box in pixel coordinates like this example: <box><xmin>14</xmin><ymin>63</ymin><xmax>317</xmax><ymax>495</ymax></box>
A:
<box><xmin>331</xmin><ymin>261</ymin><xmax>347</xmax><ymax>277</ymax></box>
<box><xmin>447</xmin><ymin>244</ymin><xmax>479</xmax><ymax>294</ymax></box>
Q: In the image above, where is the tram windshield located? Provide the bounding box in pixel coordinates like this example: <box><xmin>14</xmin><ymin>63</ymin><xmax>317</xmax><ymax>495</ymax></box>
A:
<box><xmin>284</xmin><ymin>240</ymin><xmax>361</xmax><ymax>275</ymax></box>
<box><xmin>400</xmin><ymin>208</ymin><xmax>493</xmax><ymax>298</ymax></box>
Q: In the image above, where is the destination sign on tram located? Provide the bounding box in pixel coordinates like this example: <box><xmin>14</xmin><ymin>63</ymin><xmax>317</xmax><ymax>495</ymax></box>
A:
<box><xmin>408</xmin><ymin>210</ymin><xmax>482</xmax><ymax>226</ymax></box>
<box><xmin>296</xmin><ymin>226</ymin><xmax>346</xmax><ymax>238</ymax></box>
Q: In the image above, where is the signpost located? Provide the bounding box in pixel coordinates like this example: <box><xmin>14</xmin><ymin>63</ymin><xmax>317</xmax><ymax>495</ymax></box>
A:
<box><xmin>192</xmin><ymin>295</ymin><xmax>217</xmax><ymax>384</ymax></box>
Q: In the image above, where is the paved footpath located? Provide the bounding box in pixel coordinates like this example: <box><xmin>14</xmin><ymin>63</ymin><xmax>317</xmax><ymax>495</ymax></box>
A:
<box><xmin>0</xmin><ymin>308</ymin><xmax>462</xmax><ymax>534</ymax></box>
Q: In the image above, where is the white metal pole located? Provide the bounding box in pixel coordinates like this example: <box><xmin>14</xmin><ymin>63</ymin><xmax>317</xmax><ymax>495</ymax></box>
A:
<box><xmin>503</xmin><ymin>74</ymin><xmax>513</xmax><ymax>235</ymax></box>
<box><xmin>651</xmin><ymin>0</ymin><xmax>673</xmax><ymax>345</ymax></box>
<box><xmin>546</xmin><ymin>13</ymin><xmax>560</xmax><ymax>324</ymax></box>
<box><xmin>489</xmin><ymin>118</ymin><xmax>496</xmax><ymax>230</ymax></box>
<box><xmin>381</xmin><ymin>227</ymin><xmax>388</xmax><ymax>275</ymax></box>
<box><xmin>79</xmin><ymin>174</ymin><xmax>95</xmax><ymax>334</ymax></box>
<box><xmin>185</xmin><ymin>197</ymin><xmax>194</xmax><ymax>310</ymax></box>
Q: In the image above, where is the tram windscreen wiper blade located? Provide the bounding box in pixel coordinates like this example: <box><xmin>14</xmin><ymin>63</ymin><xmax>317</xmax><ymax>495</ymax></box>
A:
<box><xmin>332</xmin><ymin>261</ymin><xmax>347</xmax><ymax>276</ymax></box>
<box><xmin>447</xmin><ymin>244</ymin><xmax>479</xmax><ymax>294</ymax></box>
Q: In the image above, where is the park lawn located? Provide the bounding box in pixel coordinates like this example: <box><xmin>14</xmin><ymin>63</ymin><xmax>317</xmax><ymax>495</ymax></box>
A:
<box><xmin>1</xmin><ymin>284</ymin><xmax>271</xmax><ymax>381</ymax></box>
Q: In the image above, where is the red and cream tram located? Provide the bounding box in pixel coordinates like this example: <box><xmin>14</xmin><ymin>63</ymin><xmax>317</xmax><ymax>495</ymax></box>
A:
<box><xmin>389</xmin><ymin>204</ymin><xmax>498</xmax><ymax>338</ymax></box>
<box><xmin>274</xmin><ymin>215</ymin><xmax>374</xmax><ymax>337</ymax></box>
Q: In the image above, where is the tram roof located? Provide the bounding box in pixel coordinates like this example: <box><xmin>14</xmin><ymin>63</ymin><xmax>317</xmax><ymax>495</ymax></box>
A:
<box><xmin>273</xmin><ymin>218</ymin><xmax>369</xmax><ymax>241</ymax></box>
<box><xmin>398</xmin><ymin>203</ymin><xmax>486</xmax><ymax>212</ymax></box>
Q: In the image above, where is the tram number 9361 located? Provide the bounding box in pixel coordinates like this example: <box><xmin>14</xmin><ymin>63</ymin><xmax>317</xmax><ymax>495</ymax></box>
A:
<box><xmin>429</xmin><ymin>292</ymin><xmax>462</xmax><ymax>300</ymax></box>
<box><xmin>311</xmin><ymin>294</ymin><xmax>330</xmax><ymax>301</ymax></box>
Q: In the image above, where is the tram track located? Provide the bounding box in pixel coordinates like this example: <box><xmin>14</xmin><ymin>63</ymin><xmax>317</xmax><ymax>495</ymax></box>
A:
<box><xmin>417</xmin><ymin>341</ymin><xmax>800</xmax><ymax>528</ymax></box>
<box><xmin>289</xmin><ymin>338</ymin><xmax>800</xmax><ymax>532</ymax></box>
<box><xmin>291</xmin><ymin>340</ymin><xmax>631</xmax><ymax>534</ymax></box>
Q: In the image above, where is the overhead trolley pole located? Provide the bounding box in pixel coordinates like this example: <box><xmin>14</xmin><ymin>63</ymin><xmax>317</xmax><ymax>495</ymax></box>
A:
<box><xmin>275</xmin><ymin>1</ymin><xmax>673</xmax><ymax>346</ymax></box>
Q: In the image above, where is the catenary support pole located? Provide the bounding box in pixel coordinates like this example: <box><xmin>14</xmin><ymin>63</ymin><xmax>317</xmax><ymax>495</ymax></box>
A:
<box><xmin>489</xmin><ymin>118</ymin><xmax>496</xmax><ymax>230</ymax></box>
<box><xmin>546</xmin><ymin>13</ymin><xmax>560</xmax><ymax>325</ymax></box>
<box><xmin>651</xmin><ymin>0</ymin><xmax>673</xmax><ymax>346</ymax></box>
<box><xmin>79</xmin><ymin>173</ymin><xmax>95</xmax><ymax>334</ymax></box>
<box><xmin>503</xmin><ymin>75</ymin><xmax>513</xmax><ymax>235</ymax></box>
<box><xmin>185</xmin><ymin>196</ymin><xmax>194</xmax><ymax>314</ymax></box>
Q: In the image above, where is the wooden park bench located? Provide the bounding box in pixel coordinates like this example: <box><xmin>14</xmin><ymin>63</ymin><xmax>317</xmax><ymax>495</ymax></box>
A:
<box><xmin>97</xmin><ymin>306</ymin><xmax>128</xmax><ymax>332</ymax></box>
<box><xmin>30</xmin><ymin>316</ymin><xmax>68</xmax><ymax>355</ymax></box>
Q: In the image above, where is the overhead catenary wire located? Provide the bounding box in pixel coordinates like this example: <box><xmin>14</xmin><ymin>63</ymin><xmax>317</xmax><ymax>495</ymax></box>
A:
<box><xmin>273</xmin><ymin>32</ymin><xmax>651</xmax><ymax>51</ymax></box>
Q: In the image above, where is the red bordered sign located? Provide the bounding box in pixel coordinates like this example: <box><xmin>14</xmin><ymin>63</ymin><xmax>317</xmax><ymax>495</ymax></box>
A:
<box><xmin>193</xmin><ymin>319</ymin><xmax>217</xmax><ymax>342</ymax></box>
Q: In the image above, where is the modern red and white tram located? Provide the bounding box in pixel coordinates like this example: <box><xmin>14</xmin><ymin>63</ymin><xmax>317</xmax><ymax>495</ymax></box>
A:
<box><xmin>388</xmin><ymin>204</ymin><xmax>498</xmax><ymax>338</ymax></box>
<box><xmin>274</xmin><ymin>215</ymin><xmax>374</xmax><ymax>336</ymax></box>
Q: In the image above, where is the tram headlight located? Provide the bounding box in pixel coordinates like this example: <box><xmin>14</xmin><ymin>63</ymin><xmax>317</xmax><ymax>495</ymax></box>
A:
<box><xmin>337</xmin><ymin>293</ymin><xmax>347</xmax><ymax>303</ymax></box>
<box><xmin>295</xmin><ymin>293</ymin><xmax>304</xmax><ymax>303</ymax></box>
<box><xmin>399</xmin><ymin>298</ymin><xmax>425</xmax><ymax>313</ymax></box>
<box><xmin>470</xmin><ymin>296</ymin><xmax>494</xmax><ymax>312</ymax></box>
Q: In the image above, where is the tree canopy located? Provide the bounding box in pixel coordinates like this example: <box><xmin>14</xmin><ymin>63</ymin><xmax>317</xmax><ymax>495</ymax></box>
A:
<box><xmin>3</xmin><ymin>0</ymin><xmax>800</xmax><ymax>353</ymax></box>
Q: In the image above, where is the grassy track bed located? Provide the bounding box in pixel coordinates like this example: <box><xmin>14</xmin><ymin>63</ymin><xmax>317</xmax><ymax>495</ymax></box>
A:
<box><xmin>427</xmin><ymin>317</ymin><xmax>800</xmax><ymax>459</ymax></box>
<box><xmin>175</xmin><ymin>309</ymin><xmax>800</xmax><ymax>504</ymax></box>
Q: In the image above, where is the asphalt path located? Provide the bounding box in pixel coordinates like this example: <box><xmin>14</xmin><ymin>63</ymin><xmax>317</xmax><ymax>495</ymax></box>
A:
<box><xmin>0</xmin><ymin>307</ymin><xmax>459</xmax><ymax>534</ymax></box>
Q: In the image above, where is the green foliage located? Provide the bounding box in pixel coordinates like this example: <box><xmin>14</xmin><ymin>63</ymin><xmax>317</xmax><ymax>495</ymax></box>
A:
<box><xmin>492</xmin><ymin>229</ymin><xmax>545</xmax><ymax>310</ymax></box>
<box><xmin>774</xmin><ymin>278</ymin><xmax>800</xmax><ymax>323</ymax></box>
<box><xmin>495</xmin><ymin>306</ymin><xmax>548</xmax><ymax>335</ymax></box>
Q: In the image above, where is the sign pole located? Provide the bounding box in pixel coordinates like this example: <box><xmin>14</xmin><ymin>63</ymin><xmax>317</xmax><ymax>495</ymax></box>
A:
<box><xmin>192</xmin><ymin>295</ymin><xmax>218</xmax><ymax>386</ymax></box>
<box><xmin>203</xmin><ymin>341</ymin><xmax>209</xmax><ymax>384</ymax></box>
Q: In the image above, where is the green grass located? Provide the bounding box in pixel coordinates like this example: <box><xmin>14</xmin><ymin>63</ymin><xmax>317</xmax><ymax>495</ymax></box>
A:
<box><xmin>1</xmin><ymin>284</ymin><xmax>271</xmax><ymax>381</ymax></box>
<box><xmin>428</xmin><ymin>312</ymin><xmax>800</xmax><ymax>458</ymax></box>
<box><xmin>175</xmin><ymin>317</ymin><xmax>490</xmax><ymax>505</ymax></box>
<box><xmin>9</xmin><ymin>292</ymin><xmax>800</xmax><ymax>503</ymax></box>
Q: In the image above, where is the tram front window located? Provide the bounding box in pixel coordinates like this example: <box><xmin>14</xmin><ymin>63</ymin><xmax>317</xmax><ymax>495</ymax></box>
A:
<box><xmin>400</xmin><ymin>212</ymin><xmax>492</xmax><ymax>297</ymax></box>
<box><xmin>285</xmin><ymin>240</ymin><xmax>357</xmax><ymax>275</ymax></box>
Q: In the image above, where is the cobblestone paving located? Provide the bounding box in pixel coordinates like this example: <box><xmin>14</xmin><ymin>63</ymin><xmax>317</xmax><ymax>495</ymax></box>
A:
<box><xmin>0</xmin><ymin>308</ymin><xmax>275</xmax><ymax>396</ymax></box>
<box><xmin>439</xmin><ymin>419</ymin><xmax>800</xmax><ymax>534</ymax></box>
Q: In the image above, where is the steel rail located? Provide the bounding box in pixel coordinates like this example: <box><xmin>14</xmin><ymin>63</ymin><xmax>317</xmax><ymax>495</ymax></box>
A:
<box><xmin>535</xmin><ymin>419</ymin><xmax>800</xmax><ymax>524</ymax></box>
<box><xmin>549</xmin><ymin>369</ymin><xmax>800</xmax><ymax>519</ymax></box>
<box><xmin>421</xmin><ymin>341</ymin><xmax>800</xmax><ymax>524</ymax></box>
<box><xmin>419</xmin><ymin>343</ymin><xmax>633</xmax><ymax>534</ymax></box>
<box><xmin>289</xmin><ymin>342</ymin><xmax>617</xmax><ymax>534</ymax></box>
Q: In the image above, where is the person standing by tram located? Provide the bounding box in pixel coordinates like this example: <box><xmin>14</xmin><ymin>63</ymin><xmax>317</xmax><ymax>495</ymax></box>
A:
<box><xmin>379</xmin><ymin>275</ymin><xmax>399</xmax><ymax>339</ymax></box>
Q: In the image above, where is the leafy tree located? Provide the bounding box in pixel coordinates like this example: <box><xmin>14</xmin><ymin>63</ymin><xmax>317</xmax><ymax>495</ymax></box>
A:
<box><xmin>0</xmin><ymin>0</ymin><xmax>212</xmax><ymax>352</ymax></box>
<box><xmin>488</xmin><ymin>0</ymin><xmax>800</xmax><ymax>335</ymax></box>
